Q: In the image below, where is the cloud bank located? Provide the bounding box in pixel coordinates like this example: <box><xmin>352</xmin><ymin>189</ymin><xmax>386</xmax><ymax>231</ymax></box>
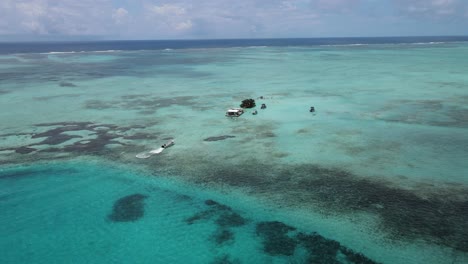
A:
<box><xmin>0</xmin><ymin>0</ymin><xmax>467</xmax><ymax>40</ymax></box>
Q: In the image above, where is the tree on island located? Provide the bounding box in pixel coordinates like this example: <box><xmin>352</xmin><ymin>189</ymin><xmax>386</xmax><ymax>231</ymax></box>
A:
<box><xmin>240</xmin><ymin>99</ymin><xmax>256</xmax><ymax>108</ymax></box>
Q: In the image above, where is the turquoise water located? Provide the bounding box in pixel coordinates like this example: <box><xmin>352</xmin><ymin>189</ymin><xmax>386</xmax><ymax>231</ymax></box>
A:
<box><xmin>1</xmin><ymin>41</ymin><xmax>468</xmax><ymax>263</ymax></box>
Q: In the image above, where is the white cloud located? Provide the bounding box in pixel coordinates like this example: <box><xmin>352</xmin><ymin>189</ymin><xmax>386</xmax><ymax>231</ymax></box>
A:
<box><xmin>315</xmin><ymin>0</ymin><xmax>361</xmax><ymax>12</ymax></box>
<box><xmin>0</xmin><ymin>0</ymin><xmax>115</xmax><ymax>36</ymax></box>
<box><xmin>175</xmin><ymin>20</ymin><xmax>193</xmax><ymax>31</ymax></box>
<box><xmin>151</xmin><ymin>4</ymin><xmax>186</xmax><ymax>16</ymax></box>
<box><xmin>143</xmin><ymin>3</ymin><xmax>194</xmax><ymax>35</ymax></box>
<box><xmin>113</xmin><ymin>7</ymin><xmax>129</xmax><ymax>25</ymax></box>
<box><xmin>393</xmin><ymin>0</ymin><xmax>463</xmax><ymax>17</ymax></box>
<box><xmin>1</xmin><ymin>0</ymin><xmax>467</xmax><ymax>40</ymax></box>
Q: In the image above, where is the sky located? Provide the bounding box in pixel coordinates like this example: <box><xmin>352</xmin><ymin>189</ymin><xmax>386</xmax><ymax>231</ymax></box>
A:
<box><xmin>0</xmin><ymin>0</ymin><xmax>467</xmax><ymax>41</ymax></box>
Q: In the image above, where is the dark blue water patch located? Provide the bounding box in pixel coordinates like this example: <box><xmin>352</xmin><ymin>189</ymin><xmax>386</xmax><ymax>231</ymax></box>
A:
<box><xmin>0</xmin><ymin>52</ymin><xmax>216</xmax><ymax>85</ymax></box>
<box><xmin>2</xmin><ymin>36</ymin><xmax>468</xmax><ymax>54</ymax></box>
<box><xmin>0</xmin><ymin>167</ymin><xmax>78</xmax><ymax>180</ymax></box>
<box><xmin>107</xmin><ymin>193</ymin><xmax>149</xmax><ymax>222</ymax></box>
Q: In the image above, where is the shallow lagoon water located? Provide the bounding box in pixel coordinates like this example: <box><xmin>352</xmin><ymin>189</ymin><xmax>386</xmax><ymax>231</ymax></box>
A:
<box><xmin>1</xmin><ymin>40</ymin><xmax>468</xmax><ymax>263</ymax></box>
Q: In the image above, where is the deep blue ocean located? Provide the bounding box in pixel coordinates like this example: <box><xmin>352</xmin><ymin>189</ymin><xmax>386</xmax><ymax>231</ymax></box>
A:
<box><xmin>1</xmin><ymin>36</ymin><xmax>468</xmax><ymax>54</ymax></box>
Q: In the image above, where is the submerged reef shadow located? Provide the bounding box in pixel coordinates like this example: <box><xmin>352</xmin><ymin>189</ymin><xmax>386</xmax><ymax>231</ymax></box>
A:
<box><xmin>204</xmin><ymin>135</ymin><xmax>236</xmax><ymax>142</ymax></box>
<box><xmin>255</xmin><ymin>221</ymin><xmax>379</xmax><ymax>263</ymax></box>
<box><xmin>185</xmin><ymin>199</ymin><xmax>248</xmax><ymax>253</ymax></box>
<box><xmin>285</xmin><ymin>165</ymin><xmax>468</xmax><ymax>252</ymax></box>
<box><xmin>210</xmin><ymin>254</ymin><xmax>240</xmax><ymax>264</ymax></box>
<box><xmin>108</xmin><ymin>194</ymin><xmax>149</xmax><ymax>222</ymax></box>
<box><xmin>185</xmin><ymin>199</ymin><xmax>247</xmax><ymax>228</ymax></box>
<box><xmin>379</xmin><ymin>99</ymin><xmax>468</xmax><ymax>128</ymax></box>
<box><xmin>0</xmin><ymin>168</ymin><xmax>78</xmax><ymax>180</ymax></box>
<box><xmin>168</xmin><ymin>154</ymin><xmax>468</xmax><ymax>254</ymax></box>
<box><xmin>84</xmin><ymin>95</ymin><xmax>198</xmax><ymax>114</ymax></box>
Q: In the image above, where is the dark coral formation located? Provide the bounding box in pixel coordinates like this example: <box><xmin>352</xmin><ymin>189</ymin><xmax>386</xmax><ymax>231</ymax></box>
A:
<box><xmin>297</xmin><ymin>232</ymin><xmax>341</xmax><ymax>263</ymax></box>
<box><xmin>122</xmin><ymin>132</ymin><xmax>159</xmax><ymax>140</ymax></box>
<box><xmin>256</xmin><ymin>221</ymin><xmax>297</xmax><ymax>256</ymax></box>
<box><xmin>203</xmin><ymin>135</ymin><xmax>236</xmax><ymax>142</ymax></box>
<box><xmin>185</xmin><ymin>199</ymin><xmax>248</xmax><ymax>251</ymax></box>
<box><xmin>34</xmin><ymin>134</ymin><xmax>82</xmax><ymax>145</ymax></box>
<box><xmin>284</xmin><ymin>165</ymin><xmax>468</xmax><ymax>252</ymax></box>
<box><xmin>379</xmin><ymin>99</ymin><xmax>468</xmax><ymax>128</ymax></box>
<box><xmin>205</xmin><ymin>199</ymin><xmax>232</xmax><ymax>210</ymax></box>
<box><xmin>216</xmin><ymin>212</ymin><xmax>246</xmax><ymax>227</ymax></box>
<box><xmin>15</xmin><ymin>146</ymin><xmax>37</xmax><ymax>154</ymax></box>
<box><xmin>185</xmin><ymin>199</ymin><xmax>246</xmax><ymax>228</ymax></box>
<box><xmin>185</xmin><ymin>210</ymin><xmax>217</xmax><ymax>225</ymax></box>
<box><xmin>210</xmin><ymin>254</ymin><xmax>239</xmax><ymax>264</ymax></box>
<box><xmin>184</xmin><ymin>161</ymin><xmax>468</xmax><ymax>253</ymax></box>
<box><xmin>108</xmin><ymin>194</ymin><xmax>149</xmax><ymax>222</ymax></box>
<box><xmin>0</xmin><ymin>121</ymin><xmax>154</xmax><ymax>156</ymax></box>
<box><xmin>211</xmin><ymin>229</ymin><xmax>235</xmax><ymax>245</ymax></box>
<box><xmin>256</xmin><ymin>221</ymin><xmax>379</xmax><ymax>263</ymax></box>
<box><xmin>297</xmin><ymin>232</ymin><xmax>378</xmax><ymax>264</ymax></box>
<box><xmin>240</xmin><ymin>98</ymin><xmax>256</xmax><ymax>108</ymax></box>
<box><xmin>31</xmin><ymin>122</ymin><xmax>124</xmax><ymax>154</ymax></box>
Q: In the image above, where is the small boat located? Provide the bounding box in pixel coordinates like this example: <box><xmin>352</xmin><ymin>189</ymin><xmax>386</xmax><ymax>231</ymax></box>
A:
<box><xmin>161</xmin><ymin>139</ymin><xmax>175</xmax><ymax>149</ymax></box>
<box><xmin>225</xmin><ymin>108</ymin><xmax>244</xmax><ymax>117</ymax></box>
<box><xmin>135</xmin><ymin>139</ymin><xmax>175</xmax><ymax>158</ymax></box>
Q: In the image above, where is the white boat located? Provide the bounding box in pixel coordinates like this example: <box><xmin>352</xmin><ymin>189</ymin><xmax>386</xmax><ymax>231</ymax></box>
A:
<box><xmin>225</xmin><ymin>108</ymin><xmax>244</xmax><ymax>117</ymax></box>
<box><xmin>135</xmin><ymin>139</ymin><xmax>175</xmax><ymax>159</ymax></box>
<box><xmin>160</xmin><ymin>139</ymin><xmax>175</xmax><ymax>149</ymax></box>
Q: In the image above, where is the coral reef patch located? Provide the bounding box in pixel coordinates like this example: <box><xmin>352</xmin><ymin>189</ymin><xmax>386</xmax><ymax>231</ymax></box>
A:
<box><xmin>256</xmin><ymin>221</ymin><xmax>297</xmax><ymax>256</ymax></box>
<box><xmin>108</xmin><ymin>193</ymin><xmax>149</xmax><ymax>222</ymax></box>
<box><xmin>256</xmin><ymin>221</ymin><xmax>380</xmax><ymax>263</ymax></box>
<box><xmin>173</xmin><ymin>159</ymin><xmax>468</xmax><ymax>253</ymax></box>
<box><xmin>204</xmin><ymin>135</ymin><xmax>236</xmax><ymax>142</ymax></box>
<box><xmin>211</xmin><ymin>229</ymin><xmax>235</xmax><ymax>245</ymax></box>
<box><xmin>210</xmin><ymin>254</ymin><xmax>240</xmax><ymax>264</ymax></box>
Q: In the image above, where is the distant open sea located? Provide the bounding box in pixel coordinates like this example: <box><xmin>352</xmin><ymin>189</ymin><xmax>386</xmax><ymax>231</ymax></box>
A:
<box><xmin>1</xmin><ymin>37</ymin><xmax>468</xmax><ymax>264</ymax></box>
<box><xmin>1</xmin><ymin>36</ymin><xmax>468</xmax><ymax>54</ymax></box>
